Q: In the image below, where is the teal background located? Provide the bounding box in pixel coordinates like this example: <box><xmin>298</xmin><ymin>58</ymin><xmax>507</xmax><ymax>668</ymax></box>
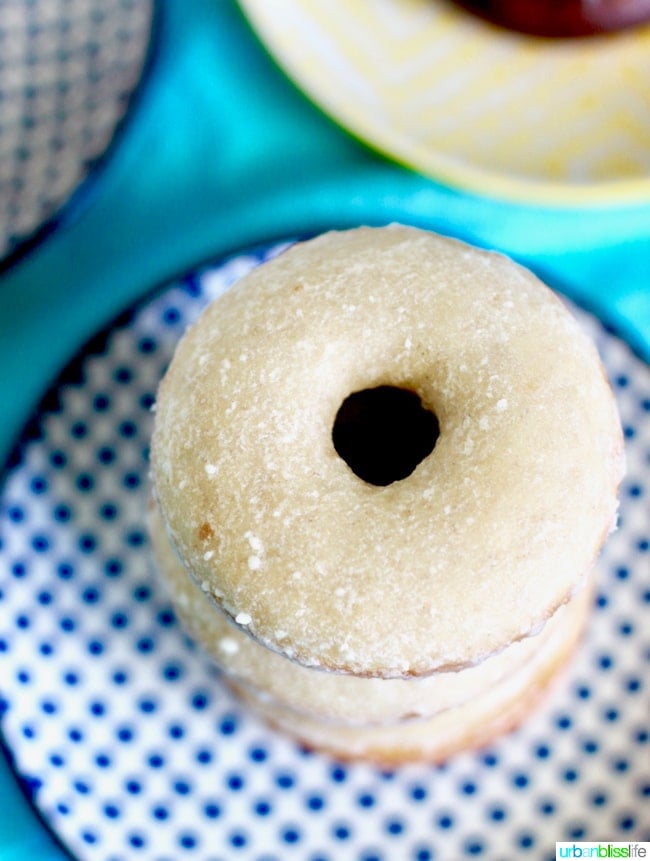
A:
<box><xmin>0</xmin><ymin>1</ymin><xmax>648</xmax><ymax>858</ymax></box>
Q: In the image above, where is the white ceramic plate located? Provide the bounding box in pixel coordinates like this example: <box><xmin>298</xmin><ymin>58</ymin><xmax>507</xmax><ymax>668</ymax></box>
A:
<box><xmin>1</xmin><ymin>244</ymin><xmax>649</xmax><ymax>861</ymax></box>
<box><xmin>240</xmin><ymin>0</ymin><xmax>650</xmax><ymax>206</ymax></box>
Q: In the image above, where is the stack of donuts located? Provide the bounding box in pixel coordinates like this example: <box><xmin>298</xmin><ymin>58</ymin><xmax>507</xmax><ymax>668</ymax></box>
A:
<box><xmin>149</xmin><ymin>225</ymin><xmax>624</xmax><ymax>764</ymax></box>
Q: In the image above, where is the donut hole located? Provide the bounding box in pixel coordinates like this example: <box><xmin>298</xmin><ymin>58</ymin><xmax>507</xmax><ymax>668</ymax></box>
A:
<box><xmin>332</xmin><ymin>386</ymin><xmax>439</xmax><ymax>486</ymax></box>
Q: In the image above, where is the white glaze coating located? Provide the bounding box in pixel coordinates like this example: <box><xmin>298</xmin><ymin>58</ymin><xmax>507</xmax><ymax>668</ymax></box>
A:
<box><xmin>151</xmin><ymin>226</ymin><xmax>623</xmax><ymax>677</ymax></box>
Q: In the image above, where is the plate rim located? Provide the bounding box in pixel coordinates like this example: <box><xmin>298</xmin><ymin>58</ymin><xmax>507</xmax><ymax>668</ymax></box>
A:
<box><xmin>239</xmin><ymin>0</ymin><xmax>650</xmax><ymax>207</ymax></box>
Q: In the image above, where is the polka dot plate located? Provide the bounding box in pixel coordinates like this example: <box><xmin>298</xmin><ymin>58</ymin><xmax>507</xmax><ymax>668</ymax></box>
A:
<box><xmin>0</xmin><ymin>243</ymin><xmax>649</xmax><ymax>861</ymax></box>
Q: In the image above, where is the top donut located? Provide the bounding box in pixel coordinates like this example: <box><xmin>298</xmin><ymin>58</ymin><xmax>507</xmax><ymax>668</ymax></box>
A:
<box><xmin>150</xmin><ymin>225</ymin><xmax>624</xmax><ymax>678</ymax></box>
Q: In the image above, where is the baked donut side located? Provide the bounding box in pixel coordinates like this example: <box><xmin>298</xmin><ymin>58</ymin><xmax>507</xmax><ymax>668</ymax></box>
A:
<box><xmin>150</xmin><ymin>225</ymin><xmax>624</xmax><ymax>677</ymax></box>
<box><xmin>149</xmin><ymin>502</ymin><xmax>591</xmax><ymax>726</ymax></box>
<box><xmin>227</xmin><ymin>585</ymin><xmax>590</xmax><ymax>765</ymax></box>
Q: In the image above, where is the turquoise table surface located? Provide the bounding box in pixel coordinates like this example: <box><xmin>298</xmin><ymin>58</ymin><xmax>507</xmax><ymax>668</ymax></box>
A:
<box><xmin>0</xmin><ymin>1</ymin><xmax>648</xmax><ymax>859</ymax></box>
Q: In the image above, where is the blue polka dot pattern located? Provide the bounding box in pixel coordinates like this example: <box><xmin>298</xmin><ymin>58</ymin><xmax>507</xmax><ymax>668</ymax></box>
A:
<box><xmin>0</xmin><ymin>244</ymin><xmax>649</xmax><ymax>860</ymax></box>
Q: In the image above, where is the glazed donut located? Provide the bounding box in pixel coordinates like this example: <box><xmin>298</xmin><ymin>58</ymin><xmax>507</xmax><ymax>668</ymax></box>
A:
<box><xmin>150</xmin><ymin>225</ymin><xmax>623</xmax><ymax>681</ymax></box>
<box><xmin>148</xmin><ymin>503</ymin><xmax>590</xmax><ymax>728</ymax></box>
<box><xmin>228</xmin><ymin>587</ymin><xmax>588</xmax><ymax>765</ymax></box>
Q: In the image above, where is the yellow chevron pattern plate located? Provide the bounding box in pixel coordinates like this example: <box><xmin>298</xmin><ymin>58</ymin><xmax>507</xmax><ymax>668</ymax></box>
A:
<box><xmin>240</xmin><ymin>0</ymin><xmax>650</xmax><ymax>205</ymax></box>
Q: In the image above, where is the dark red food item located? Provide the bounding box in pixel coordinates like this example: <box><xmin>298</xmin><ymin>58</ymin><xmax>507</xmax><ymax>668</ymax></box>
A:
<box><xmin>453</xmin><ymin>0</ymin><xmax>650</xmax><ymax>36</ymax></box>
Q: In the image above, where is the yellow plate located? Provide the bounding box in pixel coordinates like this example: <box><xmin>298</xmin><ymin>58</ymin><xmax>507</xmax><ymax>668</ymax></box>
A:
<box><xmin>240</xmin><ymin>0</ymin><xmax>650</xmax><ymax>206</ymax></box>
